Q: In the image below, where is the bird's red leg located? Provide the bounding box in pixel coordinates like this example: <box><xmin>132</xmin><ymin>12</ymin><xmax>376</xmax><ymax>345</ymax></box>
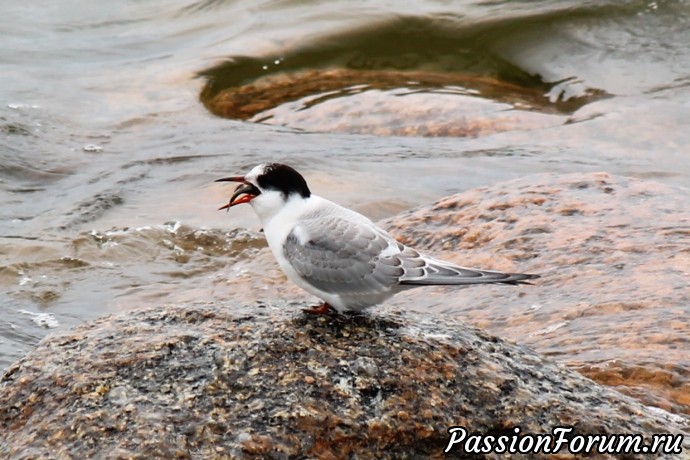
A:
<box><xmin>302</xmin><ymin>302</ymin><xmax>334</xmax><ymax>315</ymax></box>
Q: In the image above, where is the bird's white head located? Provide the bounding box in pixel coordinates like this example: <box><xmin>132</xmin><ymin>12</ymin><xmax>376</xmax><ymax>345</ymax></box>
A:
<box><xmin>216</xmin><ymin>163</ymin><xmax>311</xmax><ymax>224</ymax></box>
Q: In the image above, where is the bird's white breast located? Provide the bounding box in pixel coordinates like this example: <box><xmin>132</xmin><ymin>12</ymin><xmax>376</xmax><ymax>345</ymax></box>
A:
<box><xmin>252</xmin><ymin>194</ymin><xmax>404</xmax><ymax>311</ymax></box>
<box><xmin>260</xmin><ymin>195</ymin><xmax>311</xmax><ymax>256</ymax></box>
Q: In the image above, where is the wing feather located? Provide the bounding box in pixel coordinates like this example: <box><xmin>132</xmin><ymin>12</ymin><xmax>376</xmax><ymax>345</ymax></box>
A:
<box><xmin>283</xmin><ymin>214</ymin><xmax>401</xmax><ymax>296</ymax></box>
<box><xmin>283</xmin><ymin>210</ymin><xmax>539</xmax><ymax>297</ymax></box>
<box><xmin>399</xmin><ymin>253</ymin><xmax>539</xmax><ymax>286</ymax></box>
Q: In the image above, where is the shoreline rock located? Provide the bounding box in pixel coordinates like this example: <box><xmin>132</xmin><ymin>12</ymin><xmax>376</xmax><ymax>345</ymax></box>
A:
<box><xmin>1</xmin><ymin>303</ymin><xmax>687</xmax><ymax>459</ymax></box>
<box><xmin>381</xmin><ymin>172</ymin><xmax>690</xmax><ymax>416</ymax></box>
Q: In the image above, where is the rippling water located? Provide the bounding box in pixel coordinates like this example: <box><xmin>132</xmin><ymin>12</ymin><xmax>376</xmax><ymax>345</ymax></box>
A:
<box><xmin>1</xmin><ymin>0</ymin><xmax>689</xmax><ymax>415</ymax></box>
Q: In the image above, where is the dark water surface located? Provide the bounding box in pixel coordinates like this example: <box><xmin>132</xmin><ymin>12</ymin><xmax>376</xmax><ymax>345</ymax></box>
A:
<box><xmin>1</xmin><ymin>0</ymin><xmax>689</xmax><ymax>415</ymax></box>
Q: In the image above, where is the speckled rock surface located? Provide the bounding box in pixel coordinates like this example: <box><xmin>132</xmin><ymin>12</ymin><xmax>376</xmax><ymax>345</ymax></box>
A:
<box><xmin>381</xmin><ymin>172</ymin><xmax>690</xmax><ymax>415</ymax></box>
<box><xmin>1</xmin><ymin>304</ymin><xmax>688</xmax><ymax>459</ymax></box>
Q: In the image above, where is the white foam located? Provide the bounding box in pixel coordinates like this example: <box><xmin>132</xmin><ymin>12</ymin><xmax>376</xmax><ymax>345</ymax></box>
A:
<box><xmin>529</xmin><ymin>321</ymin><xmax>568</xmax><ymax>337</ymax></box>
<box><xmin>18</xmin><ymin>309</ymin><xmax>60</xmax><ymax>329</ymax></box>
<box><xmin>82</xmin><ymin>144</ymin><xmax>103</xmax><ymax>153</ymax></box>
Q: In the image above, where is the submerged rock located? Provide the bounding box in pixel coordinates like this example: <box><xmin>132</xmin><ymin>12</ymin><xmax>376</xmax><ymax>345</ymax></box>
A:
<box><xmin>201</xmin><ymin>69</ymin><xmax>605</xmax><ymax>138</ymax></box>
<box><xmin>1</xmin><ymin>304</ymin><xmax>687</xmax><ymax>459</ymax></box>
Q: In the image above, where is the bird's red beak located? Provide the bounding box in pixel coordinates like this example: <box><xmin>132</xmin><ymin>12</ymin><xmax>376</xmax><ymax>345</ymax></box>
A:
<box><xmin>215</xmin><ymin>176</ymin><xmax>260</xmax><ymax>211</ymax></box>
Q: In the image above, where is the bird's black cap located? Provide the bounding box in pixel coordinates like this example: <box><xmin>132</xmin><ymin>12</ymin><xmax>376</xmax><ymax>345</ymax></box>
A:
<box><xmin>257</xmin><ymin>163</ymin><xmax>311</xmax><ymax>199</ymax></box>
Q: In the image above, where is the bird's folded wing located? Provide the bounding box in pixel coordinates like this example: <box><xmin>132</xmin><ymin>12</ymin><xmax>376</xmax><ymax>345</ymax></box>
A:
<box><xmin>283</xmin><ymin>215</ymin><xmax>403</xmax><ymax>295</ymax></box>
<box><xmin>398</xmin><ymin>255</ymin><xmax>539</xmax><ymax>286</ymax></box>
<box><xmin>284</xmin><ymin>214</ymin><xmax>538</xmax><ymax>294</ymax></box>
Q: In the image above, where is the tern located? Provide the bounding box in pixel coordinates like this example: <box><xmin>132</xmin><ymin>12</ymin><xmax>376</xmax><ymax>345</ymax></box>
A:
<box><xmin>217</xmin><ymin>163</ymin><xmax>538</xmax><ymax>314</ymax></box>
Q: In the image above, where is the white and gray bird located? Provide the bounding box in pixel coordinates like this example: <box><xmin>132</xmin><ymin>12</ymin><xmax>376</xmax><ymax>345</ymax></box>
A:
<box><xmin>217</xmin><ymin>163</ymin><xmax>538</xmax><ymax>314</ymax></box>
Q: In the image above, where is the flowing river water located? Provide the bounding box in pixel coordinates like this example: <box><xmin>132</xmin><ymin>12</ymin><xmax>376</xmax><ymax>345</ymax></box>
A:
<box><xmin>1</xmin><ymin>0</ymin><xmax>689</xmax><ymax>417</ymax></box>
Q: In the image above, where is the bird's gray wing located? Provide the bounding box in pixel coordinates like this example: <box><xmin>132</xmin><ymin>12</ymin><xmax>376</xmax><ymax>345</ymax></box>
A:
<box><xmin>284</xmin><ymin>212</ymin><xmax>538</xmax><ymax>295</ymax></box>
<box><xmin>283</xmin><ymin>214</ymin><xmax>405</xmax><ymax>296</ymax></box>
<box><xmin>397</xmin><ymin>251</ymin><xmax>539</xmax><ymax>286</ymax></box>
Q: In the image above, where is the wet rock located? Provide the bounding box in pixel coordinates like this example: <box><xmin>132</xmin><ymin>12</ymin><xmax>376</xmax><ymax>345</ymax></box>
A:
<box><xmin>381</xmin><ymin>172</ymin><xmax>690</xmax><ymax>415</ymax></box>
<box><xmin>202</xmin><ymin>68</ymin><xmax>606</xmax><ymax>137</ymax></box>
<box><xmin>1</xmin><ymin>303</ymin><xmax>688</xmax><ymax>459</ymax></box>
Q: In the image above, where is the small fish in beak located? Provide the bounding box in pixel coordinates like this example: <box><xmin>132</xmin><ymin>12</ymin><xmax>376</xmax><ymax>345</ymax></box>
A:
<box><xmin>215</xmin><ymin>176</ymin><xmax>261</xmax><ymax>211</ymax></box>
